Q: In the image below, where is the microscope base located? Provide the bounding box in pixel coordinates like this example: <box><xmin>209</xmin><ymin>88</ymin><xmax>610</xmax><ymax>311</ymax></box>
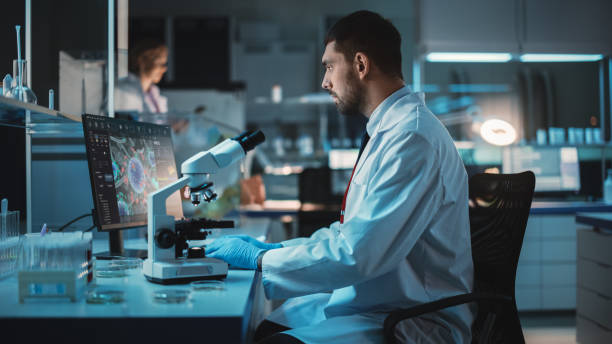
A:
<box><xmin>143</xmin><ymin>258</ymin><xmax>228</xmax><ymax>284</ymax></box>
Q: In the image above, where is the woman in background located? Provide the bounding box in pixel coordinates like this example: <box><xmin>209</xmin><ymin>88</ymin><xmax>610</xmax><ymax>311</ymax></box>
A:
<box><xmin>115</xmin><ymin>40</ymin><xmax>168</xmax><ymax>114</ymax></box>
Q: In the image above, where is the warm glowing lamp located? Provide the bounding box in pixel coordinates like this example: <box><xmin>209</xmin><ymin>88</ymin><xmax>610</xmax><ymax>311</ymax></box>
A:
<box><xmin>475</xmin><ymin>119</ymin><xmax>517</xmax><ymax>146</ymax></box>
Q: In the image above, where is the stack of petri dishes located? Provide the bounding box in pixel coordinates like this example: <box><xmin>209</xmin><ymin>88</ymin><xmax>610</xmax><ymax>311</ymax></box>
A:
<box><xmin>94</xmin><ymin>257</ymin><xmax>142</xmax><ymax>278</ymax></box>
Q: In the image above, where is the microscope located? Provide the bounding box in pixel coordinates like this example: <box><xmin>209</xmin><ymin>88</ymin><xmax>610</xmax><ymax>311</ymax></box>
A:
<box><xmin>143</xmin><ymin>130</ymin><xmax>265</xmax><ymax>284</ymax></box>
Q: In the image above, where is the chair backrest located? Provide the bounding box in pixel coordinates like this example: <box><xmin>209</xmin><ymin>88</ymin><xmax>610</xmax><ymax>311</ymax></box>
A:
<box><xmin>468</xmin><ymin>171</ymin><xmax>535</xmax><ymax>343</ymax></box>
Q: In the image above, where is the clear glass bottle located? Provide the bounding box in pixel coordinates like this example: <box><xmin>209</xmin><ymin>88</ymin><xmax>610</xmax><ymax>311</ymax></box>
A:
<box><xmin>604</xmin><ymin>169</ymin><xmax>612</xmax><ymax>203</ymax></box>
<box><xmin>7</xmin><ymin>59</ymin><xmax>37</xmax><ymax>104</ymax></box>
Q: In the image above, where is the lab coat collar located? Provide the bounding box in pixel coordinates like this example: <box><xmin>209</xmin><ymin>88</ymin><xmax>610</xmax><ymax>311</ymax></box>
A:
<box><xmin>365</xmin><ymin>85</ymin><xmax>413</xmax><ymax>137</ymax></box>
<box><xmin>353</xmin><ymin>85</ymin><xmax>415</xmax><ymax>177</ymax></box>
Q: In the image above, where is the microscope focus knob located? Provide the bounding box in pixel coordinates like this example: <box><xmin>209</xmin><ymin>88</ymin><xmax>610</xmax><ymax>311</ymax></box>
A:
<box><xmin>155</xmin><ymin>228</ymin><xmax>176</xmax><ymax>249</ymax></box>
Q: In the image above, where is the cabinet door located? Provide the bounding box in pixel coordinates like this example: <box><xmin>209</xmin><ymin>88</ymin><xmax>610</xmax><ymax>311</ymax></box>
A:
<box><xmin>516</xmin><ymin>263</ymin><xmax>541</xmax><ymax>286</ymax></box>
<box><xmin>542</xmin><ymin>286</ymin><xmax>576</xmax><ymax>309</ymax></box>
<box><xmin>523</xmin><ymin>0</ymin><xmax>612</xmax><ymax>54</ymax></box>
<box><xmin>516</xmin><ymin>287</ymin><xmax>541</xmax><ymax>311</ymax></box>
<box><xmin>541</xmin><ymin>240</ymin><xmax>576</xmax><ymax>263</ymax></box>
<box><xmin>419</xmin><ymin>0</ymin><xmax>517</xmax><ymax>52</ymax></box>
<box><xmin>541</xmin><ymin>215</ymin><xmax>576</xmax><ymax>239</ymax></box>
<box><xmin>541</xmin><ymin>263</ymin><xmax>576</xmax><ymax>286</ymax></box>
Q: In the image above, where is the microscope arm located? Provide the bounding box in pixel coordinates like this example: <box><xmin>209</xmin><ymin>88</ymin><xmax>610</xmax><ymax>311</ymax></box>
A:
<box><xmin>147</xmin><ymin>175</ymin><xmax>190</xmax><ymax>262</ymax></box>
<box><xmin>148</xmin><ymin>175</ymin><xmax>190</xmax><ymax>222</ymax></box>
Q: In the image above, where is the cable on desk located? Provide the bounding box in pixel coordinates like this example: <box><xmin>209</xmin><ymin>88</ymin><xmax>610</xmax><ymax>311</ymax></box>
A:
<box><xmin>56</xmin><ymin>213</ymin><xmax>92</xmax><ymax>232</ymax></box>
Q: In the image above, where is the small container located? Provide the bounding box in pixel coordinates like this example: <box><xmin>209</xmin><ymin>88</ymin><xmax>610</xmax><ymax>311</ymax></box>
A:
<box><xmin>536</xmin><ymin>129</ymin><xmax>547</xmax><ymax>145</ymax></box>
<box><xmin>585</xmin><ymin>128</ymin><xmax>594</xmax><ymax>144</ymax></box>
<box><xmin>604</xmin><ymin>169</ymin><xmax>612</xmax><ymax>203</ymax></box>
<box><xmin>593</xmin><ymin>128</ymin><xmax>603</xmax><ymax>144</ymax></box>
<box><xmin>2</xmin><ymin>74</ymin><xmax>13</xmax><ymax>96</ymax></box>
<box><xmin>548</xmin><ymin>127</ymin><xmax>565</xmax><ymax>145</ymax></box>
<box><xmin>568</xmin><ymin>127</ymin><xmax>584</xmax><ymax>145</ymax></box>
<box><xmin>271</xmin><ymin>84</ymin><xmax>282</xmax><ymax>103</ymax></box>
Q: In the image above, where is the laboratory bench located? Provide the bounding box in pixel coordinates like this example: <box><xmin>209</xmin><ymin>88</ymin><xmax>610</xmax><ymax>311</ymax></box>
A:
<box><xmin>0</xmin><ymin>217</ymin><xmax>272</xmax><ymax>343</ymax></box>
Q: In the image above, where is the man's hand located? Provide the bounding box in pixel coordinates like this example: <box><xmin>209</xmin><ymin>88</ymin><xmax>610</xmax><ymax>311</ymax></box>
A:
<box><xmin>224</xmin><ymin>234</ymin><xmax>283</xmax><ymax>250</ymax></box>
<box><xmin>206</xmin><ymin>237</ymin><xmax>265</xmax><ymax>270</ymax></box>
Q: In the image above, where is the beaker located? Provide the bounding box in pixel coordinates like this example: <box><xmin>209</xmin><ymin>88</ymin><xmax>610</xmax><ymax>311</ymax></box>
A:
<box><xmin>7</xmin><ymin>59</ymin><xmax>37</xmax><ymax>104</ymax></box>
<box><xmin>0</xmin><ymin>210</ymin><xmax>20</xmax><ymax>279</ymax></box>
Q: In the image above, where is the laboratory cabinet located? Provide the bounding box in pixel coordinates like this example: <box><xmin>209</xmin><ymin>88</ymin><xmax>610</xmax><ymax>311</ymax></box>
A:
<box><xmin>418</xmin><ymin>0</ymin><xmax>517</xmax><ymax>53</ymax></box>
<box><xmin>522</xmin><ymin>0</ymin><xmax>612</xmax><ymax>54</ymax></box>
<box><xmin>417</xmin><ymin>0</ymin><xmax>612</xmax><ymax>55</ymax></box>
<box><xmin>515</xmin><ymin>214</ymin><xmax>577</xmax><ymax>311</ymax></box>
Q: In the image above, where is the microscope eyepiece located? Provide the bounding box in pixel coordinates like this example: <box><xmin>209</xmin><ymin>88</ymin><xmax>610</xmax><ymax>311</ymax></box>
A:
<box><xmin>232</xmin><ymin>130</ymin><xmax>265</xmax><ymax>153</ymax></box>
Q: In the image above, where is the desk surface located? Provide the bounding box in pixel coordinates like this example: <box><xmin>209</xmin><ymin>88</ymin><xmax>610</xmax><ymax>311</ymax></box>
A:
<box><xmin>575</xmin><ymin>212</ymin><xmax>612</xmax><ymax>231</ymax></box>
<box><xmin>0</xmin><ymin>217</ymin><xmax>270</xmax><ymax>343</ymax></box>
<box><xmin>0</xmin><ymin>269</ymin><xmax>258</xmax><ymax>319</ymax></box>
<box><xmin>242</xmin><ymin>200</ymin><xmax>612</xmax><ymax>216</ymax></box>
<box><xmin>528</xmin><ymin>201</ymin><xmax>612</xmax><ymax>215</ymax></box>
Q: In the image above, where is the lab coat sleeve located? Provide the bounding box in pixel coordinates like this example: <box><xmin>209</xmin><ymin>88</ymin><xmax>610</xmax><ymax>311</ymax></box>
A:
<box><xmin>281</xmin><ymin>221</ymin><xmax>340</xmax><ymax>247</ymax></box>
<box><xmin>262</xmin><ymin>133</ymin><xmax>444</xmax><ymax>299</ymax></box>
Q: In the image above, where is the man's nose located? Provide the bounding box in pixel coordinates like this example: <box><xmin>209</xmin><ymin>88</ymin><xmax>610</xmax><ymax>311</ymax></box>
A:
<box><xmin>321</xmin><ymin>78</ymin><xmax>330</xmax><ymax>90</ymax></box>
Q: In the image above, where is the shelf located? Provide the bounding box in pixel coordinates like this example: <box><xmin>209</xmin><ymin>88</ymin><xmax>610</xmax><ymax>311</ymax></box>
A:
<box><xmin>0</xmin><ymin>95</ymin><xmax>80</xmax><ymax>128</ymax></box>
<box><xmin>250</xmin><ymin>92</ymin><xmax>334</xmax><ymax>106</ymax></box>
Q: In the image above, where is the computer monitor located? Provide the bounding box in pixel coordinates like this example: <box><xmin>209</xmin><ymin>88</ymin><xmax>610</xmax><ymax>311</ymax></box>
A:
<box><xmin>502</xmin><ymin>146</ymin><xmax>581</xmax><ymax>193</ymax></box>
<box><xmin>328</xmin><ymin>149</ymin><xmax>359</xmax><ymax>196</ymax></box>
<box><xmin>82</xmin><ymin>114</ymin><xmax>183</xmax><ymax>257</ymax></box>
<box><xmin>328</xmin><ymin>149</ymin><xmax>359</xmax><ymax>170</ymax></box>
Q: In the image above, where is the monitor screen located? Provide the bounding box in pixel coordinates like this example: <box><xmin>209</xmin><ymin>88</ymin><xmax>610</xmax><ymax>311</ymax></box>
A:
<box><xmin>502</xmin><ymin>146</ymin><xmax>580</xmax><ymax>192</ymax></box>
<box><xmin>83</xmin><ymin>115</ymin><xmax>183</xmax><ymax>231</ymax></box>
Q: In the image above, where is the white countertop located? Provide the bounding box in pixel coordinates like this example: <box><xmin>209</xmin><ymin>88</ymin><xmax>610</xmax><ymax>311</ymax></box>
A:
<box><xmin>0</xmin><ymin>217</ymin><xmax>271</xmax><ymax>320</ymax></box>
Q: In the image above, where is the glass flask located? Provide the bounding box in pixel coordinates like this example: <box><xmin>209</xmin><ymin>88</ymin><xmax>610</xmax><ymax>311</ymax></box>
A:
<box><xmin>7</xmin><ymin>59</ymin><xmax>37</xmax><ymax>104</ymax></box>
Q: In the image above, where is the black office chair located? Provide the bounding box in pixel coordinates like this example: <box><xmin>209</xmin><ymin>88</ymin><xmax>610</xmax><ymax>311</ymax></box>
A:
<box><xmin>383</xmin><ymin>171</ymin><xmax>535</xmax><ymax>344</ymax></box>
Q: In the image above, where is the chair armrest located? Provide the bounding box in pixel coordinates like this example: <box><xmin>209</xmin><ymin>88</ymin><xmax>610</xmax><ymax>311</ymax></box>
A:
<box><xmin>383</xmin><ymin>292</ymin><xmax>512</xmax><ymax>344</ymax></box>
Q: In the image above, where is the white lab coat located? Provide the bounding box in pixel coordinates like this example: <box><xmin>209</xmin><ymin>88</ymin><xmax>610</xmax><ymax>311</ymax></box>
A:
<box><xmin>262</xmin><ymin>86</ymin><xmax>474</xmax><ymax>343</ymax></box>
<box><xmin>114</xmin><ymin>73</ymin><xmax>168</xmax><ymax>114</ymax></box>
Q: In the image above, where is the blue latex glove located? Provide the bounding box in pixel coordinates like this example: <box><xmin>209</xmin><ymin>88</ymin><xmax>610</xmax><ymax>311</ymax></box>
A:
<box><xmin>225</xmin><ymin>234</ymin><xmax>283</xmax><ymax>250</ymax></box>
<box><xmin>206</xmin><ymin>236</ymin><xmax>265</xmax><ymax>270</ymax></box>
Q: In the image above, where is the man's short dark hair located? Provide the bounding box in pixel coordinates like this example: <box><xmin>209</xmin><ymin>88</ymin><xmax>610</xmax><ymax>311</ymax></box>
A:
<box><xmin>325</xmin><ymin>10</ymin><xmax>403</xmax><ymax>80</ymax></box>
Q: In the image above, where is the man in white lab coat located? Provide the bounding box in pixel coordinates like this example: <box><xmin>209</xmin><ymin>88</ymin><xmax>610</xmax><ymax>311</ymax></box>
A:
<box><xmin>207</xmin><ymin>10</ymin><xmax>474</xmax><ymax>344</ymax></box>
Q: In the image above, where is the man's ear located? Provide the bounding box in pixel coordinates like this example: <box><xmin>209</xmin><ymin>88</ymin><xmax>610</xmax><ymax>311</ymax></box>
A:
<box><xmin>354</xmin><ymin>52</ymin><xmax>370</xmax><ymax>80</ymax></box>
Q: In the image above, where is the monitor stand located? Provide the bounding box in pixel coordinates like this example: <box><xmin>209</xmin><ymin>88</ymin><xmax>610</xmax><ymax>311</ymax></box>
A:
<box><xmin>94</xmin><ymin>230</ymin><xmax>147</xmax><ymax>260</ymax></box>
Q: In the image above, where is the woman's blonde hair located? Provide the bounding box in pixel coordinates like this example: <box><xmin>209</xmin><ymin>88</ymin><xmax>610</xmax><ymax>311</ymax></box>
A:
<box><xmin>129</xmin><ymin>40</ymin><xmax>167</xmax><ymax>76</ymax></box>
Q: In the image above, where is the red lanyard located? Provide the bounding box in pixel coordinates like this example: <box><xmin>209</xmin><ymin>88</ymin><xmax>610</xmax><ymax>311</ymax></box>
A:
<box><xmin>340</xmin><ymin>161</ymin><xmax>358</xmax><ymax>224</ymax></box>
<box><xmin>340</xmin><ymin>133</ymin><xmax>369</xmax><ymax>224</ymax></box>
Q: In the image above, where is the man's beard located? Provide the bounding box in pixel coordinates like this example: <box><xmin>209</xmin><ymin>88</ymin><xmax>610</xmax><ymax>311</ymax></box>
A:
<box><xmin>333</xmin><ymin>71</ymin><xmax>365</xmax><ymax>117</ymax></box>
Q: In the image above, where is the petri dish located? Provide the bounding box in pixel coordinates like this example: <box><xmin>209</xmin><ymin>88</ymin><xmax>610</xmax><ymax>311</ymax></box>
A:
<box><xmin>86</xmin><ymin>289</ymin><xmax>125</xmax><ymax>304</ymax></box>
<box><xmin>153</xmin><ymin>289</ymin><xmax>191</xmax><ymax>304</ymax></box>
<box><xmin>190</xmin><ymin>280</ymin><xmax>225</xmax><ymax>292</ymax></box>
<box><xmin>109</xmin><ymin>257</ymin><xmax>142</xmax><ymax>270</ymax></box>
<box><xmin>95</xmin><ymin>265</ymin><xmax>129</xmax><ymax>278</ymax></box>
<box><xmin>95</xmin><ymin>257</ymin><xmax>142</xmax><ymax>278</ymax></box>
